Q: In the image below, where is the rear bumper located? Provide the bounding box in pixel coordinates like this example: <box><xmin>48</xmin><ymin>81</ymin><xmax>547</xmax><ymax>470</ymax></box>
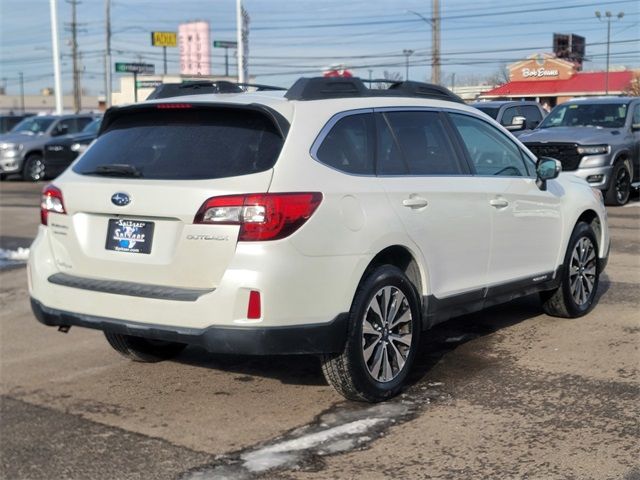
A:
<box><xmin>31</xmin><ymin>298</ymin><xmax>348</xmax><ymax>355</ymax></box>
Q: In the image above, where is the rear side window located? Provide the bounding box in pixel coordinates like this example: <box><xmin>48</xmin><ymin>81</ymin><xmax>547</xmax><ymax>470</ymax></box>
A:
<box><xmin>315</xmin><ymin>113</ymin><xmax>375</xmax><ymax>175</ymax></box>
<box><xmin>378</xmin><ymin>111</ymin><xmax>463</xmax><ymax>176</ymax></box>
<box><xmin>73</xmin><ymin>108</ymin><xmax>283</xmax><ymax>180</ymax></box>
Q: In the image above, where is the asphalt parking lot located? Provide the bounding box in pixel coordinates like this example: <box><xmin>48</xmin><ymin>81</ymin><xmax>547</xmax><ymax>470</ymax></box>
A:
<box><xmin>0</xmin><ymin>180</ymin><xmax>638</xmax><ymax>480</ymax></box>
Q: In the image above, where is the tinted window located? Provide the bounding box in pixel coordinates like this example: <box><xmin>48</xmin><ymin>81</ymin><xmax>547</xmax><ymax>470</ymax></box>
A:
<box><xmin>521</xmin><ymin>105</ymin><xmax>543</xmax><ymax>129</ymax></box>
<box><xmin>82</xmin><ymin>118</ymin><xmax>101</xmax><ymax>134</ymax></box>
<box><xmin>73</xmin><ymin>108</ymin><xmax>283</xmax><ymax>180</ymax></box>
<box><xmin>449</xmin><ymin>113</ymin><xmax>530</xmax><ymax>177</ymax></box>
<box><xmin>500</xmin><ymin>107</ymin><xmax>519</xmax><ymax>126</ymax></box>
<box><xmin>378</xmin><ymin>111</ymin><xmax>463</xmax><ymax>176</ymax></box>
<box><xmin>475</xmin><ymin>106</ymin><xmax>499</xmax><ymax>120</ymax></box>
<box><xmin>539</xmin><ymin>103</ymin><xmax>628</xmax><ymax>129</ymax></box>
<box><xmin>76</xmin><ymin>117</ymin><xmax>93</xmax><ymax>131</ymax></box>
<box><xmin>315</xmin><ymin>114</ymin><xmax>375</xmax><ymax>175</ymax></box>
<box><xmin>11</xmin><ymin>117</ymin><xmax>54</xmax><ymax>134</ymax></box>
<box><xmin>633</xmin><ymin>104</ymin><xmax>640</xmax><ymax>125</ymax></box>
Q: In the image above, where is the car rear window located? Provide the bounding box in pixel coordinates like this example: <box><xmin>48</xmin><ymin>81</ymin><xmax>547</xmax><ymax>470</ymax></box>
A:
<box><xmin>73</xmin><ymin>108</ymin><xmax>284</xmax><ymax>180</ymax></box>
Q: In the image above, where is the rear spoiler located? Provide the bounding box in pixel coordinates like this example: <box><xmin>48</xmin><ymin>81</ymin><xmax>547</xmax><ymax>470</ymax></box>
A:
<box><xmin>99</xmin><ymin>102</ymin><xmax>290</xmax><ymax>139</ymax></box>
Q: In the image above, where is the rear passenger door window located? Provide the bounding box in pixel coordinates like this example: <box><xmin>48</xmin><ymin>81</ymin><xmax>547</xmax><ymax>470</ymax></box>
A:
<box><xmin>75</xmin><ymin>117</ymin><xmax>93</xmax><ymax>132</ymax></box>
<box><xmin>448</xmin><ymin>113</ymin><xmax>531</xmax><ymax>177</ymax></box>
<box><xmin>315</xmin><ymin>113</ymin><xmax>375</xmax><ymax>175</ymax></box>
<box><xmin>378</xmin><ymin>111</ymin><xmax>465</xmax><ymax>176</ymax></box>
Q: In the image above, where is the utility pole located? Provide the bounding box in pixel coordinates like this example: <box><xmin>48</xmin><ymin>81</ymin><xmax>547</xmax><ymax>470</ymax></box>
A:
<box><xmin>66</xmin><ymin>0</ymin><xmax>82</xmax><ymax>112</ymax></box>
<box><xmin>19</xmin><ymin>72</ymin><xmax>25</xmax><ymax>113</ymax></box>
<box><xmin>49</xmin><ymin>0</ymin><xmax>63</xmax><ymax>114</ymax></box>
<box><xmin>236</xmin><ymin>0</ymin><xmax>249</xmax><ymax>83</ymax></box>
<box><xmin>595</xmin><ymin>10</ymin><xmax>624</xmax><ymax>95</ymax></box>
<box><xmin>105</xmin><ymin>0</ymin><xmax>112</xmax><ymax>107</ymax></box>
<box><xmin>432</xmin><ymin>0</ymin><xmax>440</xmax><ymax>85</ymax></box>
<box><xmin>403</xmin><ymin>49</ymin><xmax>414</xmax><ymax>81</ymax></box>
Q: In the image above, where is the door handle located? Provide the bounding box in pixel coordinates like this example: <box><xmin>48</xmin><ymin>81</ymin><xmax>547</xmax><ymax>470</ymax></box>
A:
<box><xmin>489</xmin><ymin>198</ymin><xmax>509</xmax><ymax>209</ymax></box>
<box><xmin>402</xmin><ymin>196</ymin><xmax>429</xmax><ymax>209</ymax></box>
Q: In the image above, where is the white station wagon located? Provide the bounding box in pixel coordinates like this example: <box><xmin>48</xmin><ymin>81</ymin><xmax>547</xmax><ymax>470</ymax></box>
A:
<box><xmin>29</xmin><ymin>77</ymin><xmax>610</xmax><ymax>401</ymax></box>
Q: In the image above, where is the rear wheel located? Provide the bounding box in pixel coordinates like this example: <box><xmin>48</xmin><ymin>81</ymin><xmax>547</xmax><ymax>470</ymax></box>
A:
<box><xmin>321</xmin><ymin>265</ymin><xmax>421</xmax><ymax>402</ymax></box>
<box><xmin>22</xmin><ymin>154</ymin><xmax>46</xmax><ymax>182</ymax></box>
<box><xmin>605</xmin><ymin>160</ymin><xmax>631</xmax><ymax>206</ymax></box>
<box><xmin>541</xmin><ymin>222</ymin><xmax>600</xmax><ymax>318</ymax></box>
<box><xmin>104</xmin><ymin>331</ymin><xmax>186</xmax><ymax>362</ymax></box>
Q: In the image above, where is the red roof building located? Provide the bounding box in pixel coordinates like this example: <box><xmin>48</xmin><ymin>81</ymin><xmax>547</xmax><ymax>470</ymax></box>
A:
<box><xmin>479</xmin><ymin>54</ymin><xmax>637</xmax><ymax>107</ymax></box>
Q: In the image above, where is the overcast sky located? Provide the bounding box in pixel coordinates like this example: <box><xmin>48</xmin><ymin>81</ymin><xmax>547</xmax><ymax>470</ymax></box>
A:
<box><xmin>1</xmin><ymin>0</ymin><xmax>638</xmax><ymax>96</ymax></box>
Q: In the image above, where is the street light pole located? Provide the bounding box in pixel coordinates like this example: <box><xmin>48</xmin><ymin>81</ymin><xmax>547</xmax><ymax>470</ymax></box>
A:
<box><xmin>595</xmin><ymin>10</ymin><xmax>624</xmax><ymax>95</ymax></box>
<box><xmin>105</xmin><ymin>0</ymin><xmax>112</xmax><ymax>108</ymax></box>
<box><xmin>403</xmin><ymin>49</ymin><xmax>414</xmax><ymax>81</ymax></box>
<box><xmin>49</xmin><ymin>0</ymin><xmax>63</xmax><ymax>114</ymax></box>
<box><xmin>19</xmin><ymin>72</ymin><xmax>25</xmax><ymax>114</ymax></box>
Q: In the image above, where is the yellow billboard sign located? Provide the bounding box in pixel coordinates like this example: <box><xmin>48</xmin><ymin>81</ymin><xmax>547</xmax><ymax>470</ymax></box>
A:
<box><xmin>151</xmin><ymin>31</ymin><xmax>177</xmax><ymax>47</ymax></box>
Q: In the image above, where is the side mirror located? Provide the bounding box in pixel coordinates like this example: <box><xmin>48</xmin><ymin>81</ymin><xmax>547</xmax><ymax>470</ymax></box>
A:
<box><xmin>506</xmin><ymin>115</ymin><xmax>526</xmax><ymax>131</ymax></box>
<box><xmin>536</xmin><ymin>156</ymin><xmax>561</xmax><ymax>191</ymax></box>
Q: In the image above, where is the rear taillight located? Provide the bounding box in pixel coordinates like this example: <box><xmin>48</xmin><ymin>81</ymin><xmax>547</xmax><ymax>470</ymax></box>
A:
<box><xmin>40</xmin><ymin>185</ymin><xmax>66</xmax><ymax>225</ymax></box>
<box><xmin>194</xmin><ymin>192</ymin><xmax>322</xmax><ymax>241</ymax></box>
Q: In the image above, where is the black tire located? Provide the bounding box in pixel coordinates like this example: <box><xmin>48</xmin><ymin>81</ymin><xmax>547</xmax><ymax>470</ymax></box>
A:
<box><xmin>541</xmin><ymin>222</ymin><xmax>600</xmax><ymax>318</ymax></box>
<box><xmin>605</xmin><ymin>160</ymin><xmax>632</xmax><ymax>206</ymax></box>
<box><xmin>0</xmin><ymin>173</ymin><xmax>6</xmax><ymax>181</ymax></box>
<box><xmin>22</xmin><ymin>153</ymin><xmax>46</xmax><ymax>182</ymax></box>
<box><xmin>321</xmin><ymin>265</ymin><xmax>421</xmax><ymax>402</ymax></box>
<box><xmin>104</xmin><ymin>331</ymin><xmax>186</xmax><ymax>362</ymax></box>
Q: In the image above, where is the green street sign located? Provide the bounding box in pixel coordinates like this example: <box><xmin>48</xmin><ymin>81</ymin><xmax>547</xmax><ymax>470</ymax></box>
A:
<box><xmin>115</xmin><ymin>62</ymin><xmax>155</xmax><ymax>74</ymax></box>
<box><xmin>213</xmin><ymin>40</ymin><xmax>237</xmax><ymax>49</ymax></box>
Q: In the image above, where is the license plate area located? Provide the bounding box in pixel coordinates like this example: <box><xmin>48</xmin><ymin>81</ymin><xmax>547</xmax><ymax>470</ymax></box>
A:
<box><xmin>105</xmin><ymin>219</ymin><xmax>154</xmax><ymax>254</ymax></box>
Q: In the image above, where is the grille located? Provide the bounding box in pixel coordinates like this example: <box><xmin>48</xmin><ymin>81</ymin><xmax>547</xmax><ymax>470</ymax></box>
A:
<box><xmin>524</xmin><ymin>143</ymin><xmax>581</xmax><ymax>171</ymax></box>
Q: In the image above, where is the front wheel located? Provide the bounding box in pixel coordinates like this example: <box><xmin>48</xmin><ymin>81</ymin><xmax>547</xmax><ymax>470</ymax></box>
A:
<box><xmin>321</xmin><ymin>265</ymin><xmax>421</xmax><ymax>402</ymax></box>
<box><xmin>605</xmin><ymin>160</ymin><xmax>631</xmax><ymax>206</ymax></box>
<box><xmin>541</xmin><ymin>222</ymin><xmax>600</xmax><ymax>318</ymax></box>
<box><xmin>22</xmin><ymin>154</ymin><xmax>46</xmax><ymax>182</ymax></box>
<box><xmin>104</xmin><ymin>332</ymin><xmax>186</xmax><ymax>362</ymax></box>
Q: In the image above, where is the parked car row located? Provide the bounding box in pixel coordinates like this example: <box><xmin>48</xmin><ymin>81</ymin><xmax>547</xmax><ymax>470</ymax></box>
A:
<box><xmin>0</xmin><ymin>114</ymin><xmax>99</xmax><ymax>181</ymax></box>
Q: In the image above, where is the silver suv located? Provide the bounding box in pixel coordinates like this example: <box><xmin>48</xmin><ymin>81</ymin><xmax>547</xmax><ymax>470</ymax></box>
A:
<box><xmin>0</xmin><ymin>114</ymin><xmax>95</xmax><ymax>181</ymax></box>
<box><xmin>520</xmin><ymin>97</ymin><xmax>640</xmax><ymax>206</ymax></box>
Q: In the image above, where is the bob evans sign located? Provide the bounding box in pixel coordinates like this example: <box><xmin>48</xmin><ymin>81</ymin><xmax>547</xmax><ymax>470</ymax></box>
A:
<box><xmin>509</xmin><ymin>55</ymin><xmax>575</xmax><ymax>82</ymax></box>
<box><xmin>522</xmin><ymin>67</ymin><xmax>559</xmax><ymax>78</ymax></box>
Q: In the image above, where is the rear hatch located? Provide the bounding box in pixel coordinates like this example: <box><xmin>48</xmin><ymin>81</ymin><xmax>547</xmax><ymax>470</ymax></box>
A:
<box><xmin>47</xmin><ymin>104</ymin><xmax>286</xmax><ymax>289</ymax></box>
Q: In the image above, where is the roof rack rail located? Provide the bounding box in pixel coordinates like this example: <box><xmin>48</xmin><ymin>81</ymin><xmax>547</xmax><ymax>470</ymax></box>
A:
<box><xmin>147</xmin><ymin>81</ymin><xmax>286</xmax><ymax>100</ymax></box>
<box><xmin>285</xmin><ymin>77</ymin><xmax>464</xmax><ymax>103</ymax></box>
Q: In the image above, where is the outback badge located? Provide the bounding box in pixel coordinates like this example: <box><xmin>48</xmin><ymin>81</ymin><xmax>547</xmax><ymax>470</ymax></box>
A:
<box><xmin>111</xmin><ymin>192</ymin><xmax>131</xmax><ymax>206</ymax></box>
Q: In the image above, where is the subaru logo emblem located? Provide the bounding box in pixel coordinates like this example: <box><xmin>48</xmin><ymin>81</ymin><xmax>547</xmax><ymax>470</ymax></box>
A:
<box><xmin>111</xmin><ymin>193</ymin><xmax>130</xmax><ymax>206</ymax></box>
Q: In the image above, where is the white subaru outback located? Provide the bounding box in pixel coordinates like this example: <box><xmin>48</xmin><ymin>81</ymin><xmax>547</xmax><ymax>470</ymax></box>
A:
<box><xmin>29</xmin><ymin>77</ymin><xmax>609</xmax><ymax>402</ymax></box>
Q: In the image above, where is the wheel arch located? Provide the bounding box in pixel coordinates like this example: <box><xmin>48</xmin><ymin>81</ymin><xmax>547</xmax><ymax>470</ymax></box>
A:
<box><xmin>358</xmin><ymin>244</ymin><xmax>430</xmax><ymax>329</ymax></box>
<box><xmin>574</xmin><ymin>209</ymin><xmax>606</xmax><ymax>257</ymax></box>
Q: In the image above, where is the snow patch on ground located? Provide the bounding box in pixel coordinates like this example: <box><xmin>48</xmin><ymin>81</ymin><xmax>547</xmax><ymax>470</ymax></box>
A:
<box><xmin>242</xmin><ymin>418</ymin><xmax>384</xmax><ymax>472</ymax></box>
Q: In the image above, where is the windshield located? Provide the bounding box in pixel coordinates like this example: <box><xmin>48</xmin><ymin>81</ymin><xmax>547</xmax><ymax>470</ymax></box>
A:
<box><xmin>474</xmin><ymin>106</ymin><xmax>499</xmax><ymax>120</ymax></box>
<box><xmin>10</xmin><ymin>117</ymin><xmax>55</xmax><ymax>134</ymax></box>
<box><xmin>82</xmin><ymin>118</ymin><xmax>101</xmax><ymax>134</ymax></box>
<box><xmin>73</xmin><ymin>107</ymin><xmax>284</xmax><ymax>180</ymax></box>
<box><xmin>539</xmin><ymin>103</ymin><xmax>628</xmax><ymax>129</ymax></box>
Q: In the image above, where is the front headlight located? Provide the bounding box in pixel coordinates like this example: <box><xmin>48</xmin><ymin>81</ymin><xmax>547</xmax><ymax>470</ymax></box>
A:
<box><xmin>0</xmin><ymin>143</ymin><xmax>23</xmax><ymax>153</ymax></box>
<box><xmin>577</xmin><ymin>145</ymin><xmax>609</xmax><ymax>155</ymax></box>
<box><xmin>70</xmin><ymin>142</ymin><xmax>88</xmax><ymax>153</ymax></box>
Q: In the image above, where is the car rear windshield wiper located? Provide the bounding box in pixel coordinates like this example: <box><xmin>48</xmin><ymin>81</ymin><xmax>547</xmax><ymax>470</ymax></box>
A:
<box><xmin>82</xmin><ymin>164</ymin><xmax>143</xmax><ymax>177</ymax></box>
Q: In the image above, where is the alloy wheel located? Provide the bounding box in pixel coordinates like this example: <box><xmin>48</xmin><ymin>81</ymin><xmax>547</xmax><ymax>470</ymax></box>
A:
<box><xmin>361</xmin><ymin>286</ymin><xmax>413</xmax><ymax>383</ymax></box>
<box><xmin>615</xmin><ymin>166</ymin><xmax>630</xmax><ymax>204</ymax></box>
<box><xmin>569</xmin><ymin>237</ymin><xmax>597</xmax><ymax>306</ymax></box>
<box><xmin>29</xmin><ymin>158</ymin><xmax>45</xmax><ymax>181</ymax></box>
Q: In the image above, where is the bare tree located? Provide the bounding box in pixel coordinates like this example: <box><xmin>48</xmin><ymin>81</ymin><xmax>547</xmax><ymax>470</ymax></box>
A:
<box><xmin>624</xmin><ymin>72</ymin><xmax>640</xmax><ymax>96</ymax></box>
<box><xmin>486</xmin><ymin>64</ymin><xmax>510</xmax><ymax>87</ymax></box>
